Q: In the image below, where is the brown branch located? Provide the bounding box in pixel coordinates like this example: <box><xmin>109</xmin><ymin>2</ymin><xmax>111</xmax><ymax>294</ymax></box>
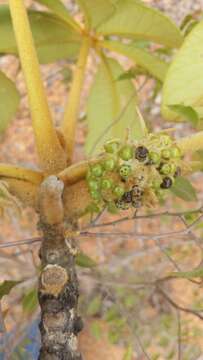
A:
<box><xmin>157</xmin><ymin>287</ymin><xmax>203</xmax><ymax>321</ymax></box>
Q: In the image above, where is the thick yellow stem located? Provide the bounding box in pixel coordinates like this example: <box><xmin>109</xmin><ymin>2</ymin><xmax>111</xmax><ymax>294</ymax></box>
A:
<box><xmin>178</xmin><ymin>131</ymin><xmax>203</xmax><ymax>154</ymax></box>
<box><xmin>61</xmin><ymin>36</ymin><xmax>91</xmax><ymax>162</ymax></box>
<box><xmin>0</xmin><ymin>163</ymin><xmax>43</xmax><ymax>185</ymax></box>
<box><xmin>9</xmin><ymin>0</ymin><xmax>67</xmax><ymax>174</ymax></box>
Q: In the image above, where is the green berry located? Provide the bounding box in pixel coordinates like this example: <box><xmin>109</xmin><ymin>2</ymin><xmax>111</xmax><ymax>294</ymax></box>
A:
<box><xmin>102</xmin><ymin>157</ymin><xmax>116</xmax><ymax>171</ymax></box>
<box><xmin>149</xmin><ymin>151</ymin><xmax>160</xmax><ymax>164</ymax></box>
<box><xmin>104</xmin><ymin>140</ymin><xmax>119</xmax><ymax>154</ymax></box>
<box><xmin>119</xmin><ymin>145</ymin><xmax>133</xmax><ymax>161</ymax></box>
<box><xmin>160</xmin><ymin>163</ymin><xmax>172</xmax><ymax>175</ymax></box>
<box><xmin>170</xmin><ymin>163</ymin><xmax>177</xmax><ymax>174</ymax></box>
<box><xmin>101</xmin><ymin>178</ymin><xmax>113</xmax><ymax>190</ymax></box>
<box><xmin>119</xmin><ymin>164</ymin><xmax>132</xmax><ymax>178</ymax></box>
<box><xmin>170</xmin><ymin>146</ymin><xmax>181</xmax><ymax>158</ymax></box>
<box><xmin>88</xmin><ymin>178</ymin><xmax>100</xmax><ymax>191</ymax></box>
<box><xmin>91</xmin><ymin>164</ymin><xmax>103</xmax><ymax>177</ymax></box>
<box><xmin>161</xmin><ymin>149</ymin><xmax>171</xmax><ymax>160</ymax></box>
<box><xmin>90</xmin><ymin>190</ymin><xmax>101</xmax><ymax>200</ymax></box>
<box><xmin>160</xmin><ymin>134</ymin><xmax>172</xmax><ymax>146</ymax></box>
<box><xmin>113</xmin><ymin>185</ymin><xmax>125</xmax><ymax>198</ymax></box>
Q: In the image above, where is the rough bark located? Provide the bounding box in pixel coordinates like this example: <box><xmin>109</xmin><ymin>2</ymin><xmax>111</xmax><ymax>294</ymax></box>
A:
<box><xmin>37</xmin><ymin>176</ymin><xmax>83</xmax><ymax>360</ymax></box>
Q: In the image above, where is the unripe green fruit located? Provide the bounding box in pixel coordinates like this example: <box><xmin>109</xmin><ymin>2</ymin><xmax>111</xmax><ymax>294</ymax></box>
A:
<box><xmin>102</xmin><ymin>157</ymin><xmax>116</xmax><ymax>171</ymax></box>
<box><xmin>101</xmin><ymin>178</ymin><xmax>113</xmax><ymax>190</ymax></box>
<box><xmin>160</xmin><ymin>134</ymin><xmax>172</xmax><ymax>146</ymax></box>
<box><xmin>170</xmin><ymin>163</ymin><xmax>177</xmax><ymax>174</ymax></box>
<box><xmin>90</xmin><ymin>190</ymin><xmax>101</xmax><ymax>200</ymax></box>
<box><xmin>161</xmin><ymin>149</ymin><xmax>171</xmax><ymax>160</ymax></box>
<box><xmin>119</xmin><ymin>145</ymin><xmax>133</xmax><ymax>161</ymax></box>
<box><xmin>119</xmin><ymin>164</ymin><xmax>132</xmax><ymax>178</ymax></box>
<box><xmin>149</xmin><ymin>151</ymin><xmax>160</xmax><ymax>164</ymax></box>
<box><xmin>170</xmin><ymin>146</ymin><xmax>181</xmax><ymax>158</ymax></box>
<box><xmin>160</xmin><ymin>163</ymin><xmax>172</xmax><ymax>175</ymax></box>
<box><xmin>91</xmin><ymin>164</ymin><xmax>103</xmax><ymax>177</ymax></box>
<box><xmin>88</xmin><ymin>178</ymin><xmax>100</xmax><ymax>191</ymax></box>
<box><xmin>104</xmin><ymin>140</ymin><xmax>119</xmax><ymax>154</ymax></box>
<box><xmin>113</xmin><ymin>185</ymin><xmax>125</xmax><ymax>198</ymax></box>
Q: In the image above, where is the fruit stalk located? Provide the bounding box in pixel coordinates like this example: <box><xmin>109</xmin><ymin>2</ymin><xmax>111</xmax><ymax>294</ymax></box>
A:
<box><xmin>62</xmin><ymin>36</ymin><xmax>91</xmax><ymax>162</ymax></box>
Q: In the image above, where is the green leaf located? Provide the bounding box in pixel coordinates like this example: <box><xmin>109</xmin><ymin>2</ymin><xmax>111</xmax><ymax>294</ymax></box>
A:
<box><xmin>123</xmin><ymin>345</ymin><xmax>133</xmax><ymax>360</ymax></box>
<box><xmin>168</xmin><ymin>104</ymin><xmax>199</xmax><ymax>126</ymax></box>
<box><xmin>169</xmin><ymin>268</ymin><xmax>203</xmax><ymax>279</ymax></box>
<box><xmin>76</xmin><ymin>0</ymin><xmax>117</xmax><ymax>29</ymax></box>
<box><xmin>0</xmin><ymin>280</ymin><xmax>21</xmax><ymax>300</ymax></box>
<box><xmin>162</xmin><ymin>20</ymin><xmax>203</xmax><ymax>121</ymax></box>
<box><xmin>22</xmin><ymin>288</ymin><xmax>38</xmax><ymax>313</ymax></box>
<box><xmin>0</xmin><ymin>5</ymin><xmax>80</xmax><ymax>63</ymax></box>
<box><xmin>87</xmin><ymin>295</ymin><xmax>102</xmax><ymax>316</ymax></box>
<box><xmin>34</xmin><ymin>0</ymin><xmax>79</xmax><ymax>31</ymax></box>
<box><xmin>85</xmin><ymin>57</ymin><xmax>147</xmax><ymax>155</ymax></box>
<box><xmin>76</xmin><ymin>252</ymin><xmax>97</xmax><ymax>268</ymax></box>
<box><xmin>171</xmin><ymin>177</ymin><xmax>197</xmax><ymax>202</ymax></box>
<box><xmin>98</xmin><ymin>0</ymin><xmax>183</xmax><ymax>48</ymax></box>
<box><xmin>0</xmin><ymin>71</ymin><xmax>20</xmax><ymax>133</ymax></box>
<box><xmin>103</xmin><ymin>40</ymin><xmax>168</xmax><ymax>82</ymax></box>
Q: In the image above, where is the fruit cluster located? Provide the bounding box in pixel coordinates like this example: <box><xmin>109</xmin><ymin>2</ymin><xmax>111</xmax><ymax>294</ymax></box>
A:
<box><xmin>86</xmin><ymin>133</ymin><xmax>183</xmax><ymax>213</ymax></box>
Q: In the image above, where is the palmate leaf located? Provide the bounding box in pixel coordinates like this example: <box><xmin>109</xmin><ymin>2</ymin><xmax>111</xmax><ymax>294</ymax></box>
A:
<box><xmin>0</xmin><ymin>70</ymin><xmax>20</xmax><ymax>133</ymax></box>
<box><xmin>168</xmin><ymin>104</ymin><xmax>199</xmax><ymax>127</ymax></box>
<box><xmin>103</xmin><ymin>40</ymin><xmax>168</xmax><ymax>82</ymax></box>
<box><xmin>85</xmin><ymin>57</ymin><xmax>147</xmax><ymax>155</ymax></box>
<box><xmin>97</xmin><ymin>0</ymin><xmax>183</xmax><ymax>48</ymax></box>
<box><xmin>162</xmin><ymin>20</ymin><xmax>203</xmax><ymax>122</ymax></box>
<box><xmin>34</xmin><ymin>0</ymin><xmax>80</xmax><ymax>31</ymax></box>
<box><xmin>0</xmin><ymin>5</ymin><xmax>81</xmax><ymax>64</ymax></box>
<box><xmin>76</xmin><ymin>0</ymin><xmax>117</xmax><ymax>29</ymax></box>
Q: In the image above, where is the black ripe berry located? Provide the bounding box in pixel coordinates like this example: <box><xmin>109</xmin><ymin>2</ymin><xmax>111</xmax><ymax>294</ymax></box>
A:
<box><xmin>174</xmin><ymin>166</ymin><xmax>181</xmax><ymax>177</ymax></box>
<box><xmin>160</xmin><ymin>177</ymin><xmax>173</xmax><ymax>189</ymax></box>
<box><xmin>121</xmin><ymin>191</ymin><xmax>132</xmax><ymax>203</ymax></box>
<box><xmin>135</xmin><ymin>146</ymin><xmax>149</xmax><ymax>161</ymax></box>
